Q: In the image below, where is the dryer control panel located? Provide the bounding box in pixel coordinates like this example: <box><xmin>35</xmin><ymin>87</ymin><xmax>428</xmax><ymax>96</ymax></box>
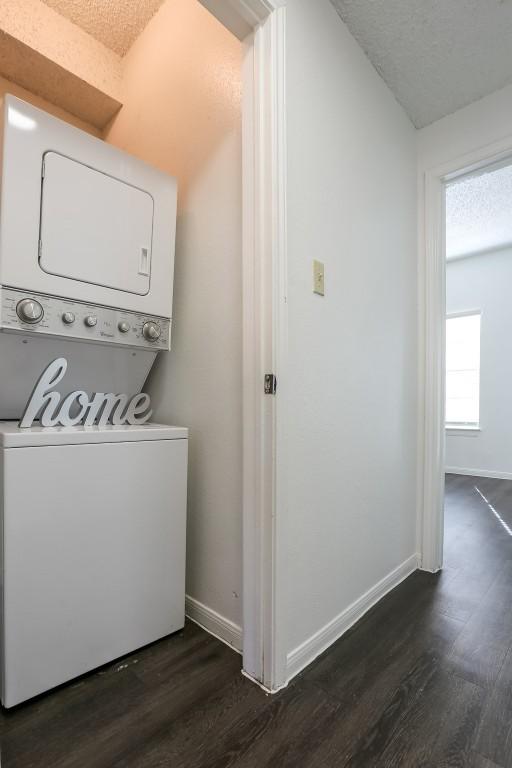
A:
<box><xmin>0</xmin><ymin>288</ymin><xmax>170</xmax><ymax>350</ymax></box>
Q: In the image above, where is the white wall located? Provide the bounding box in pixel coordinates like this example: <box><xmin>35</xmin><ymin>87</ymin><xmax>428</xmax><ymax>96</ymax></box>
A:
<box><xmin>106</xmin><ymin>0</ymin><xmax>243</xmax><ymax>644</ymax></box>
<box><xmin>446</xmin><ymin>248</ymin><xmax>512</xmax><ymax>478</ymax></box>
<box><xmin>148</xmin><ymin>131</ymin><xmax>243</xmax><ymax>641</ymax></box>
<box><xmin>283</xmin><ymin>0</ymin><xmax>418</xmax><ymax>669</ymax></box>
<box><xmin>417</xmin><ymin>82</ymin><xmax>512</xmax><ymax>171</ymax></box>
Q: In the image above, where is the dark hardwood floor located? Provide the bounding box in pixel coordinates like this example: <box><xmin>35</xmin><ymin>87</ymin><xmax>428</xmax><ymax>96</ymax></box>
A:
<box><xmin>2</xmin><ymin>472</ymin><xmax>512</xmax><ymax>767</ymax></box>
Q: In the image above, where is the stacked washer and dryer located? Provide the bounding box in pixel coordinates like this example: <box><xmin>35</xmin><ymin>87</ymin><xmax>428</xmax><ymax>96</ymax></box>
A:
<box><xmin>0</xmin><ymin>96</ymin><xmax>187</xmax><ymax>707</ymax></box>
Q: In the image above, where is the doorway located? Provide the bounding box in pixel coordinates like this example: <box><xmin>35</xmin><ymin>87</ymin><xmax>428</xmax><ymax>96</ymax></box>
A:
<box><xmin>443</xmin><ymin>160</ymin><xmax>512</xmax><ymax>588</ymax></box>
<box><xmin>419</xmin><ymin>134</ymin><xmax>512</xmax><ymax>574</ymax></box>
<box><xmin>417</xmin><ymin>151</ymin><xmax>512</xmax><ymax>715</ymax></box>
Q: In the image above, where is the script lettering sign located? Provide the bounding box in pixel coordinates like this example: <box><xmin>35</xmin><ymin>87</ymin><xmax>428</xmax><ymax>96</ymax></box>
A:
<box><xmin>19</xmin><ymin>358</ymin><xmax>152</xmax><ymax>429</ymax></box>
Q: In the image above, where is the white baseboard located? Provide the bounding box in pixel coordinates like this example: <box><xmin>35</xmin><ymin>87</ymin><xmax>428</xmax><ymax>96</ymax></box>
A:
<box><xmin>446</xmin><ymin>467</ymin><xmax>512</xmax><ymax>480</ymax></box>
<box><xmin>285</xmin><ymin>553</ymin><xmax>419</xmax><ymax>683</ymax></box>
<box><xmin>185</xmin><ymin>595</ymin><xmax>243</xmax><ymax>654</ymax></box>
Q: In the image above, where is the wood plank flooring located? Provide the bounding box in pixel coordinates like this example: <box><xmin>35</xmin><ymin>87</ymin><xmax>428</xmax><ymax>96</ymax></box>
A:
<box><xmin>1</xmin><ymin>472</ymin><xmax>512</xmax><ymax>767</ymax></box>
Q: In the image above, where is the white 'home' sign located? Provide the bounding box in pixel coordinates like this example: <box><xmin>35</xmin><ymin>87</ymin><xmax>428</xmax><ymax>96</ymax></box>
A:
<box><xmin>19</xmin><ymin>357</ymin><xmax>152</xmax><ymax>429</ymax></box>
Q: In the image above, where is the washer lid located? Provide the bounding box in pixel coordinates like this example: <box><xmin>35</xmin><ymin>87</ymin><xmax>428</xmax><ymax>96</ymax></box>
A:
<box><xmin>0</xmin><ymin>422</ymin><xmax>188</xmax><ymax>447</ymax></box>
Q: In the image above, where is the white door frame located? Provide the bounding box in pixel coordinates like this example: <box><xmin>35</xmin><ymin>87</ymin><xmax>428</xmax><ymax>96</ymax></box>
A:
<box><xmin>198</xmin><ymin>0</ymin><xmax>288</xmax><ymax>691</ymax></box>
<box><xmin>419</xmin><ymin>135</ymin><xmax>512</xmax><ymax>572</ymax></box>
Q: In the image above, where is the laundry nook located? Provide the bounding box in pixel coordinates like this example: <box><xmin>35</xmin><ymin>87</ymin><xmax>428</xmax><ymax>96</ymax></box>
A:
<box><xmin>0</xmin><ymin>0</ymin><xmax>247</xmax><ymax>732</ymax></box>
<box><xmin>0</xmin><ymin>0</ymin><xmax>245</xmax><ymax>728</ymax></box>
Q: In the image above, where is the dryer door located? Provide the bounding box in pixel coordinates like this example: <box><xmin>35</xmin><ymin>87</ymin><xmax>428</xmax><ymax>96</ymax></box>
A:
<box><xmin>39</xmin><ymin>152</ymin><xmax>154</xmax><ymax>296</ymax></box>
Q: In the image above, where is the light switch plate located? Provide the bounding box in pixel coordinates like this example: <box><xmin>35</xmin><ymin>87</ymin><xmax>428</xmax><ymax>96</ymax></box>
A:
<box><xmin>313</xmin><ymin>259</ymin><xmax>325</xmax><ymax>296</ymax></box>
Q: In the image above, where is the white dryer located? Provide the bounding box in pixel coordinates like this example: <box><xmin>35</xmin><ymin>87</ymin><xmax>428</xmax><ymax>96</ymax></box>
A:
<box><xmin>0</xmin><ymin>95</ymin><xmax>176</xmax><ymax>318</ymax></box>
<box><xmin>0</xmin><ymin>422</ymin><xmax>188</xmax><ymax>708</ymax></box>
<box><xmin>0</xmin><ymin>95</ymin><xmax>178</xmax><ymax>419</ymax></box>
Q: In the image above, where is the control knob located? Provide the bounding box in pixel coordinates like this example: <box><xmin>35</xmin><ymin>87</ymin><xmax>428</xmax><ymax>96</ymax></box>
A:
<box><xmin>142</xmin><ymin>320</ymin><xmax>161</xmax><ymax>342</ymax></box>
<box><xmin>118</xmin><ymin>320</ymin><xmax>130</xmax><ymax>333</ymax></box>
<box><xmin>16</xmin><ymin>298</ymin><xmax>44</xmax><ymax>324</ymax></box>
<box><xmin>62</xmin><ymin>311</ymin><xmax>75</xmax><ymax>325</ymax></box>
<box><xmin>84</xmin><ymin>315</ymin><xmax>97</xmax><ymax>328</ymax></box>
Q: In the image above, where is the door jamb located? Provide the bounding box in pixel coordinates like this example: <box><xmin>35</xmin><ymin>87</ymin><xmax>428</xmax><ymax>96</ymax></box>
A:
<box><xmin>419</xmin><ymin>136</ymin><xmax>512</xmax><ymax>572</ymax></box>
<box><xmin>198</xmin><ymin>0</ymin><xmax>288</xmax><ymax>691</ymax></box>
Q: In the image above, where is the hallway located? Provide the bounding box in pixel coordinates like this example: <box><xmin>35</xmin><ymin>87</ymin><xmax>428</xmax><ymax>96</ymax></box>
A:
<box><xmin>1</xmin><ymin>473</ymin><xmax>511</xmax><ymax>767</ymax></box>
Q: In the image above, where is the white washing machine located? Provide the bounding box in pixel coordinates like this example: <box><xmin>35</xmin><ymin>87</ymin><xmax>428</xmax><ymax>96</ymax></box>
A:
<box><xmin>0</xmin><ymin>422</ymin><xmax>188</xmax><ymax>708</ymax></box>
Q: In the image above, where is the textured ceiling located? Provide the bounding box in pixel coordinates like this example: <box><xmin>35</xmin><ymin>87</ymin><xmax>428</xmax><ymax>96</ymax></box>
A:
<box><xmin>331</xmin><ymin>0</ymin><xmax>512</xmax><ymax>128</ymax></box>
<box><xmin>446</xmin><ymin>164</ymin><xmax>512</xmax><ymax>259</ymax></box>
<box><xmin>41</xmin><ymin>0</ymin><xmax>165</xmax><ymax>56</ymax></box>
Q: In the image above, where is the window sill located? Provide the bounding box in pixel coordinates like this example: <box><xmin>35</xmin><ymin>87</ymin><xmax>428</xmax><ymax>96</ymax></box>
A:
<box><xmin>445</xmin><ymin>426</ymin><xmax>480</xmax><ymax>437</ymax></box>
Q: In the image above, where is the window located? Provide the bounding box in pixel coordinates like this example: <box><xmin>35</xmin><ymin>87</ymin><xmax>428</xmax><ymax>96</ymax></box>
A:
<box><xmin>445</xmin><ymin>312</ymin><xmax>481</xmax><ymax>427</ymax></box>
